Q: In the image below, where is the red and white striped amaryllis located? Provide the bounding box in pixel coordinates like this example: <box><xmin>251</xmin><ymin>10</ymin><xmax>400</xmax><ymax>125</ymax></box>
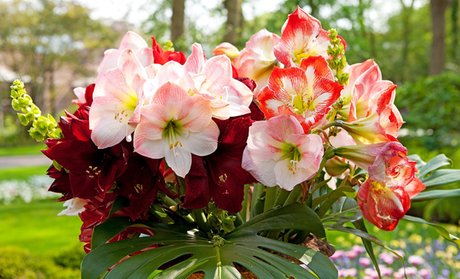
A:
<box><xmin>357</xmin><ymin>179</ymin><xmax>410</xmax><ymax>231</ymax></box>
<box><xmin>355</xmin><ymin>142</ymin><xmax>425</xmax><ymax>230</ymax></box>
<box><xmin>274</xmin><ymin>6</ymin><xmax>331</xmax><ymax>67</ymax></box>
<box><xmin>339</xmin><ymin>60</ymin><xmax>404</xmax><ymax>144</ymax></box>
<box><xmin>257</xmin><ymin>56</ymin><xmax>342</xmax><ymax>132</ymax></box>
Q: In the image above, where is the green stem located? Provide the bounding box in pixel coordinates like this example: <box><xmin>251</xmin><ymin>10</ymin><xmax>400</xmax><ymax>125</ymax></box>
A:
<box><xmin>283</xmin><ymin>184</ymin><xmax>301</xmax><ymax>206</ymax></box>
<box><xmin>191</xmin><ymin>209</ymin><xmax>210</xmax><ymax>233</ymax></box>
<box><xmin>263</xmin><ymin>186</ymin><xmax>278</xmax><ymax>213</ymax></box>
<box><xmin>311</xmin><ymin>120</ymin><xmax>340</xmax><ymax>134</ymax></box>
<box><xmin>273</xmin><ymin>188</ymin><xmax>290</xmax><ymax>208</ymax></box>
<box><xmin>251</xmin><ymin>184</ymin><xmax>265</xmax><ymax>218</ymax></box>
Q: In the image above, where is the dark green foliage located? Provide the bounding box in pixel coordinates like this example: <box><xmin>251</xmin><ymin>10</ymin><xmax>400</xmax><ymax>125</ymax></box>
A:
<box><xmin>396</xmin><ymin>73</ymin><xmax>460</xmax><ymax>150</ymax></box>
<box><xmin>0</xmin><ymin>246</ymin><xmax>79</xmax><ymax>279</ymax></box>
<box><xmin>52</xmin><ymin>244</ymin><xmax>86</xmax><ymax>270</ymax></box>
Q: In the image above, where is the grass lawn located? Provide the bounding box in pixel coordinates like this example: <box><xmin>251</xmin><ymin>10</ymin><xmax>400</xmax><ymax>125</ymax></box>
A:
<box><xmin>0</xmin><ymin>165</ymin><xmax>49</xmax><ymax>181</ymax></box>
<box><xmin>0</xmin><ymin>144</ymin><xmax>45</xmax><ymax>157</ymax></box>
<box><xmin>0</xmin><ymin>199</ymin><xmax>81</xmax><ymax>256</ymax></box>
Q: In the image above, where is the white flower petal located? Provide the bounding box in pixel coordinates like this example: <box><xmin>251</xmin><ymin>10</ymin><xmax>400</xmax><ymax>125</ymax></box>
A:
<box><xmin>165</xmin><ymin>146</ymin><xmax>192</xmax><ymax>178</ymax></box>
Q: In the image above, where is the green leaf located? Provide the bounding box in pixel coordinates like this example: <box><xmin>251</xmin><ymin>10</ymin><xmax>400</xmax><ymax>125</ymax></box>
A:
<box><xmin>91</xmin><ymin>217</ymin><xmax>133</xmax><ymax>249</ymax></box>
<box><xmin>230</xmin><ymin>202</ymin><xmax>325</xmax><ymax>239</ymax></box>
<box><xmin>403</xmin><ymin>215</ymin><xmax>460</xmax><ymax>246</ymax></box>
<box><xmin>83</xmin><ymin>229</ymin><xmax>336</xmax><ymax>279</ymax></box>
<box><xmin>417</xmin><ymin>154</ymin><xmax>452</xmax><ymax>178</ymax></box>
<box><xmin>313</xmin><ymin>186</ymin><xmax>355</xmax><ymax>217</ymax></box>
<box><xmin>421</xmin><ymin>169</ymin><xmax>460</xmax><ymax>187</ymax></box>
<box><xmin>82</xmin><ymin>205</ymin><xmax>337</xmax><ymax>279</ymax></box>
<box><xmin>412</xmin><ymin>189</ymin><xmax>460</xmax><ymax>202</ymax></box>
<box><xmin>352</xmin><ymin>219</ymin><xmax>381</xmax><ymax>279</ymax></box>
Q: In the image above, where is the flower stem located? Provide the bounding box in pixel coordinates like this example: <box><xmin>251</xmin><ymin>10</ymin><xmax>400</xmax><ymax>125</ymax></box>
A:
<box><xmin>263</xmin><ymin>186</ymin><xmax>278</xmax><ymax>213</ymax></box>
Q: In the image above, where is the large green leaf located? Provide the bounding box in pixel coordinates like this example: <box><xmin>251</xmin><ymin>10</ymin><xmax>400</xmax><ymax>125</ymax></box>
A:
<box><xmin>412</xmin><ymin>189</ymin><xmax>460</xmax><ymax>201</ymax></box>
<box><xmin>421</xmin><ymin>169</ymin><xmax>460</xmax><ymax>187</ymax></box>
<box><xmin>230</xmin><ymin>202</ymin><xmax>325</xmax><ymax>238</ymax></box>
<box><xmin>82</xmin><ymin>203</ymin><xmax>336</xmax><ymax>279</ymax></box>
<box><xmin>416</xmin><ymin>154</ymin><xmax>452</xmax><ymax>178</ymax></box>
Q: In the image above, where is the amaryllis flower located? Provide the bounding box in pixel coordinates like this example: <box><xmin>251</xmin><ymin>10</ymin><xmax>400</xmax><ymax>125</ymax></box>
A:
<box><xmin>274</xmin><ymin>6</ymin><xmax>331</xmax><ymax>67</ymax></box>
<box><xmin>43</xmin><ymin>108</ymin><xmax>129</xmax><ymax>199</ymax></box>
<box><xmin>232</xmin><ymin>29</ymin><xmax>280</xmax><ymax>94</ymax></box>
<box><xmin>257</xmin><ymin>56</ymin><xmax>342</xmax><ymax>132</ymax></box>
<box><xmin>134</xmin><ymin>82</ymin><xmax>219</xmax><ymax>178</ymax></box>
<box><xmin>357</xmin><ymin>179</ymin><xmax>411</xmax><ymax>231</ymax></box>
<box><xmin>116</xmin><ymin>154</ymin><xmax>166</xmax><ymax>221</ymax></box>
<box><xmin>338</xmin><ymin>60</ymin><xmax>403</xmax><ymax>144</ymax></box>
<box><xmin>151</xmin><ymin>36</ymin><xmax>186</xmax><ymax>65</ymax></box>
<box><xmin>213</xmin><ymin>42</ymin><xmax>240</xmax><ymax>59</ymax></box>
<box><xmin>335</xmin><ymin>141</ymin><xmax>425</xmax><ymax>192</ymax></box>
<box><xmin>97</xmin><ymin>31</ymin><xmax>153</xmax><ymax>76</ymax></box>
<box><xmin>183</xmin><ymin>116</ymin><xmax>256</xmax><ymax>213</ymax></box>
<box><xmin>89</xmin><ymin>50</ymin><xmax>146</xmax><ymax>148</ymax></box>
<box><xmin>185</xmin><ymin>43</ymin><xmax>254</xmax><ymax>119</ymax></box>
<box><xmin>242</xmin><ymin>115</ymin><xmax>324</xmax><ymax>190</ymax></box>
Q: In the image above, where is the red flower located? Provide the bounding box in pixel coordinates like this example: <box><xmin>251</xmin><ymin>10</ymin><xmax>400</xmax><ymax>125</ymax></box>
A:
<box><xmin>274</xmin><ymin>7</ymin><xmax>331</xmax><ymax>67</ymax></box>
<box><xmin>43</xmin><ymin>108</ymin><xmax>129</xmax><ymax>199</ymax></box>
<box><xmin>151</xmin><ymin>36</ymin><xmax>186</xmax><ymax>65</ymax></box>
<box><xmin>183</xmin><ymin>115</ymin><xmax>256</xmax><ymax>213</ymax></box>
<box><xmin>257</xmin><ymin>56</ymin><xmax>342</xmax><ymax>132</ymax></box>
<box><xmin>357</xmin><ymin>179</ymin><xmax>410</xmax><ymax>231</ymax></box>
<box><xmin>116</xmin><ymin>154</ymin><xmax>168</xmax><ymax>221</ymax></box>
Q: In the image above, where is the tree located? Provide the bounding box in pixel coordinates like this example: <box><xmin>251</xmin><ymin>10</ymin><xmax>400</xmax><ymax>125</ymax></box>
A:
<box><xmin>223</xmin><ymin>0</ymin><xmax>243</xmax><ymax>44</ymax></box>
<box><xmin>0</xmin><ymin>0</ymin><xmax>119</xmax><ymax>114</ymax></box>
<box><xmin>430</xmin><ymin>0</ymin><xmax>451</xmax><ymax>75</ymax></box>
<box><xmin>399</xmin><ymin>0</ymin><xmax>416</xmax><ymax>81</ymax></box>
<box><xmin>171</xmin><ymin>0</ymin><xmax>185</xmax><ymax>43</ymax></box>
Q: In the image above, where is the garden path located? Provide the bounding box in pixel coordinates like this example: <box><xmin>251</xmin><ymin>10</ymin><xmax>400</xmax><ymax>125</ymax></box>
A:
<box><xmin>0</xmin><ymin>155</ymin><xmax>50</xmax><ymax>169</ymax></box>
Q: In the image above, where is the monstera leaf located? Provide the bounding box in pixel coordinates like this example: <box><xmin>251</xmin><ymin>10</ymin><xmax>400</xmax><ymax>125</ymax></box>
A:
<box><xmin>81</xmin><ymin>203</ymin><xmax>337</xmax><ymax>279</ymax></box>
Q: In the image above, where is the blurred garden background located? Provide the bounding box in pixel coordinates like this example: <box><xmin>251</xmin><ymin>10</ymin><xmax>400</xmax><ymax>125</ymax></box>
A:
<box><xmin>0</xmin><ymin>0</ymin><xmax>459</xmax><ymax>278</ymax></box>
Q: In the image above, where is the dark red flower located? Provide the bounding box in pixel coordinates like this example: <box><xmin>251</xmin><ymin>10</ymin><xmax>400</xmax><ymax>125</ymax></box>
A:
<box><xmin>43</xmin><ymin>109</ymin><xmax>129</xmax><ymax>199</ymax></box>
<box><xmin>116</xmin><ymin>155</ymin><xmax>166</xmax><ymax>221</ymax></box>
<box><xmin>184</xmin><ymin>115</ymin><xmax>256</xmax><ymax>213</ymax></box>
<box><xmin>151</xmin><ymin>36</ymin><xmax>186</xmax><ymax>65</ymax></box>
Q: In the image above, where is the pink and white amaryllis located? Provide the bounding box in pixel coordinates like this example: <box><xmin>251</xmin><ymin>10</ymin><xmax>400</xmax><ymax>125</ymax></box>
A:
<box><xmin>97</xmin><ymin>31</ymin><xmax>153</xmax><ymax>77</ymax></box>
<box><xmin>230</xmin><ymin>29</ymin><xmax>281</xmax><ymax>95</ymax></box>
<box><xmin>89</xmin><ymin>50</ymin><xmax>145</xmax><ymax>148</ymax></box>
<box><xmin>274</xmin><ymin>6</ymin><xmax>331</xmax><ymax>67</ymax></box>
<box><xmin>242</xmin><ymin>115</ymin><xmax>324</xmax><ymax>190</ymax></box>
<box><xmin>184</xmin><ymin>44</ymin><xmax>253</xmax><ymax>119</ymax></box>
<box><xmin>257</xmin><ymin>56</ymin><xmax>342</xmax><ymax>132</ymax></box>
<box><xmin>134</xmin><ymin>82</ymin><xmax>219</xmax><ymax>178</ymax></box>
<box><xmin>338</xmin><ymin>60</ymin><xmax>404</xmax><ymax>144</ymax></box>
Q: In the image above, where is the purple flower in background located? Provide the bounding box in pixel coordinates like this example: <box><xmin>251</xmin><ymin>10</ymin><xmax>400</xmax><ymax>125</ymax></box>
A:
<box><xmin>408</xmin><ymin>255</ymin><xmax>424</xmax><ymax>266</ymax></box>
<box><xmin>359</xmin><ymin>257</ymin><xmax>371</xmax><ymax>267</ymax></box>
<box><xmin>380</xmin><ymin>252</ymin><xmax>394</xmax><ymax>265</ymax></box>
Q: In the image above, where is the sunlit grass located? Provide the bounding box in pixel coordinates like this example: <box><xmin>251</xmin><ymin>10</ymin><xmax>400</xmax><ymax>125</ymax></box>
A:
<box><xmin>0</xmin><ymin>165</ymin><xmax>49</xmax><ymax>181</ymax></box>
<box><xmin>0</xmin><ymin>199</ymin><xmax>81</xmax><ymax>256</ymax></box>
<box><xmin>0</xmin><ymin>144</ymin><xmax>45</xmax><ymax>157</ymax></box>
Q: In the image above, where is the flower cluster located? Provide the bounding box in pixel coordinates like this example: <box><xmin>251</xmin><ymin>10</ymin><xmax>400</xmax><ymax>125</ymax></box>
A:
<box><xmin>31</xmin><ymin>6</ymin><xmax>427</xmax><ymax>256</ymax></box>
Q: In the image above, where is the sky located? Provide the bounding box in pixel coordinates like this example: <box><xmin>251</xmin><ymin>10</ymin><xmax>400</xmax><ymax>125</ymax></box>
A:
<box><xmin>77</xmin><ymin>0</ymin><xmax>285</xmax><ymax>33</ymax></box>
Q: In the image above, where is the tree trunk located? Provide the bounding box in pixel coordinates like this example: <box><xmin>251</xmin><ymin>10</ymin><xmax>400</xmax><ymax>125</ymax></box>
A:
<box><xmin>223</xmin><ymin>0</ymin><xmax>242</xmax><ymax>44</ymax></box>
<box><xmin>430</xmin><ymin>0</ymin><xmax>450</xmax><ymax>75</ymax></box>
<box><xmin>171</xmin><ymin>0</ymin><xmax>185</xmax><ymax>43</ymax></box>
<box><xmin>399</xmin><ymin>0</ymin><xmax>415</xmax><ymax>81</ymax></box>
<box><xmin>451</xmin><ymin>0</ymin><xmax>459</xmax><ymax>60</ymax></box>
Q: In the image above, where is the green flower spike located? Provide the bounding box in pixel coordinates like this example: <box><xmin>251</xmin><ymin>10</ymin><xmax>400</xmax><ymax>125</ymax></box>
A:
<box><xmin>10</xmin><ymin>80</ymin><xmax>61</xmax><ymax>142</ymax></box>
<box><xmin>327</xmin><ymin>28</ymin><xmax>349</xmax><ymax>86</ymax></box>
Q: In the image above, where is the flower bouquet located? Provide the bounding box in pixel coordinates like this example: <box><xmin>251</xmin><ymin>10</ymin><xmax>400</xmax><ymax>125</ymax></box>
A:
<box><xmin>10</xmin><ymin>6</ymin><xmax>460</xmax><ymax>279</ymax></box>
